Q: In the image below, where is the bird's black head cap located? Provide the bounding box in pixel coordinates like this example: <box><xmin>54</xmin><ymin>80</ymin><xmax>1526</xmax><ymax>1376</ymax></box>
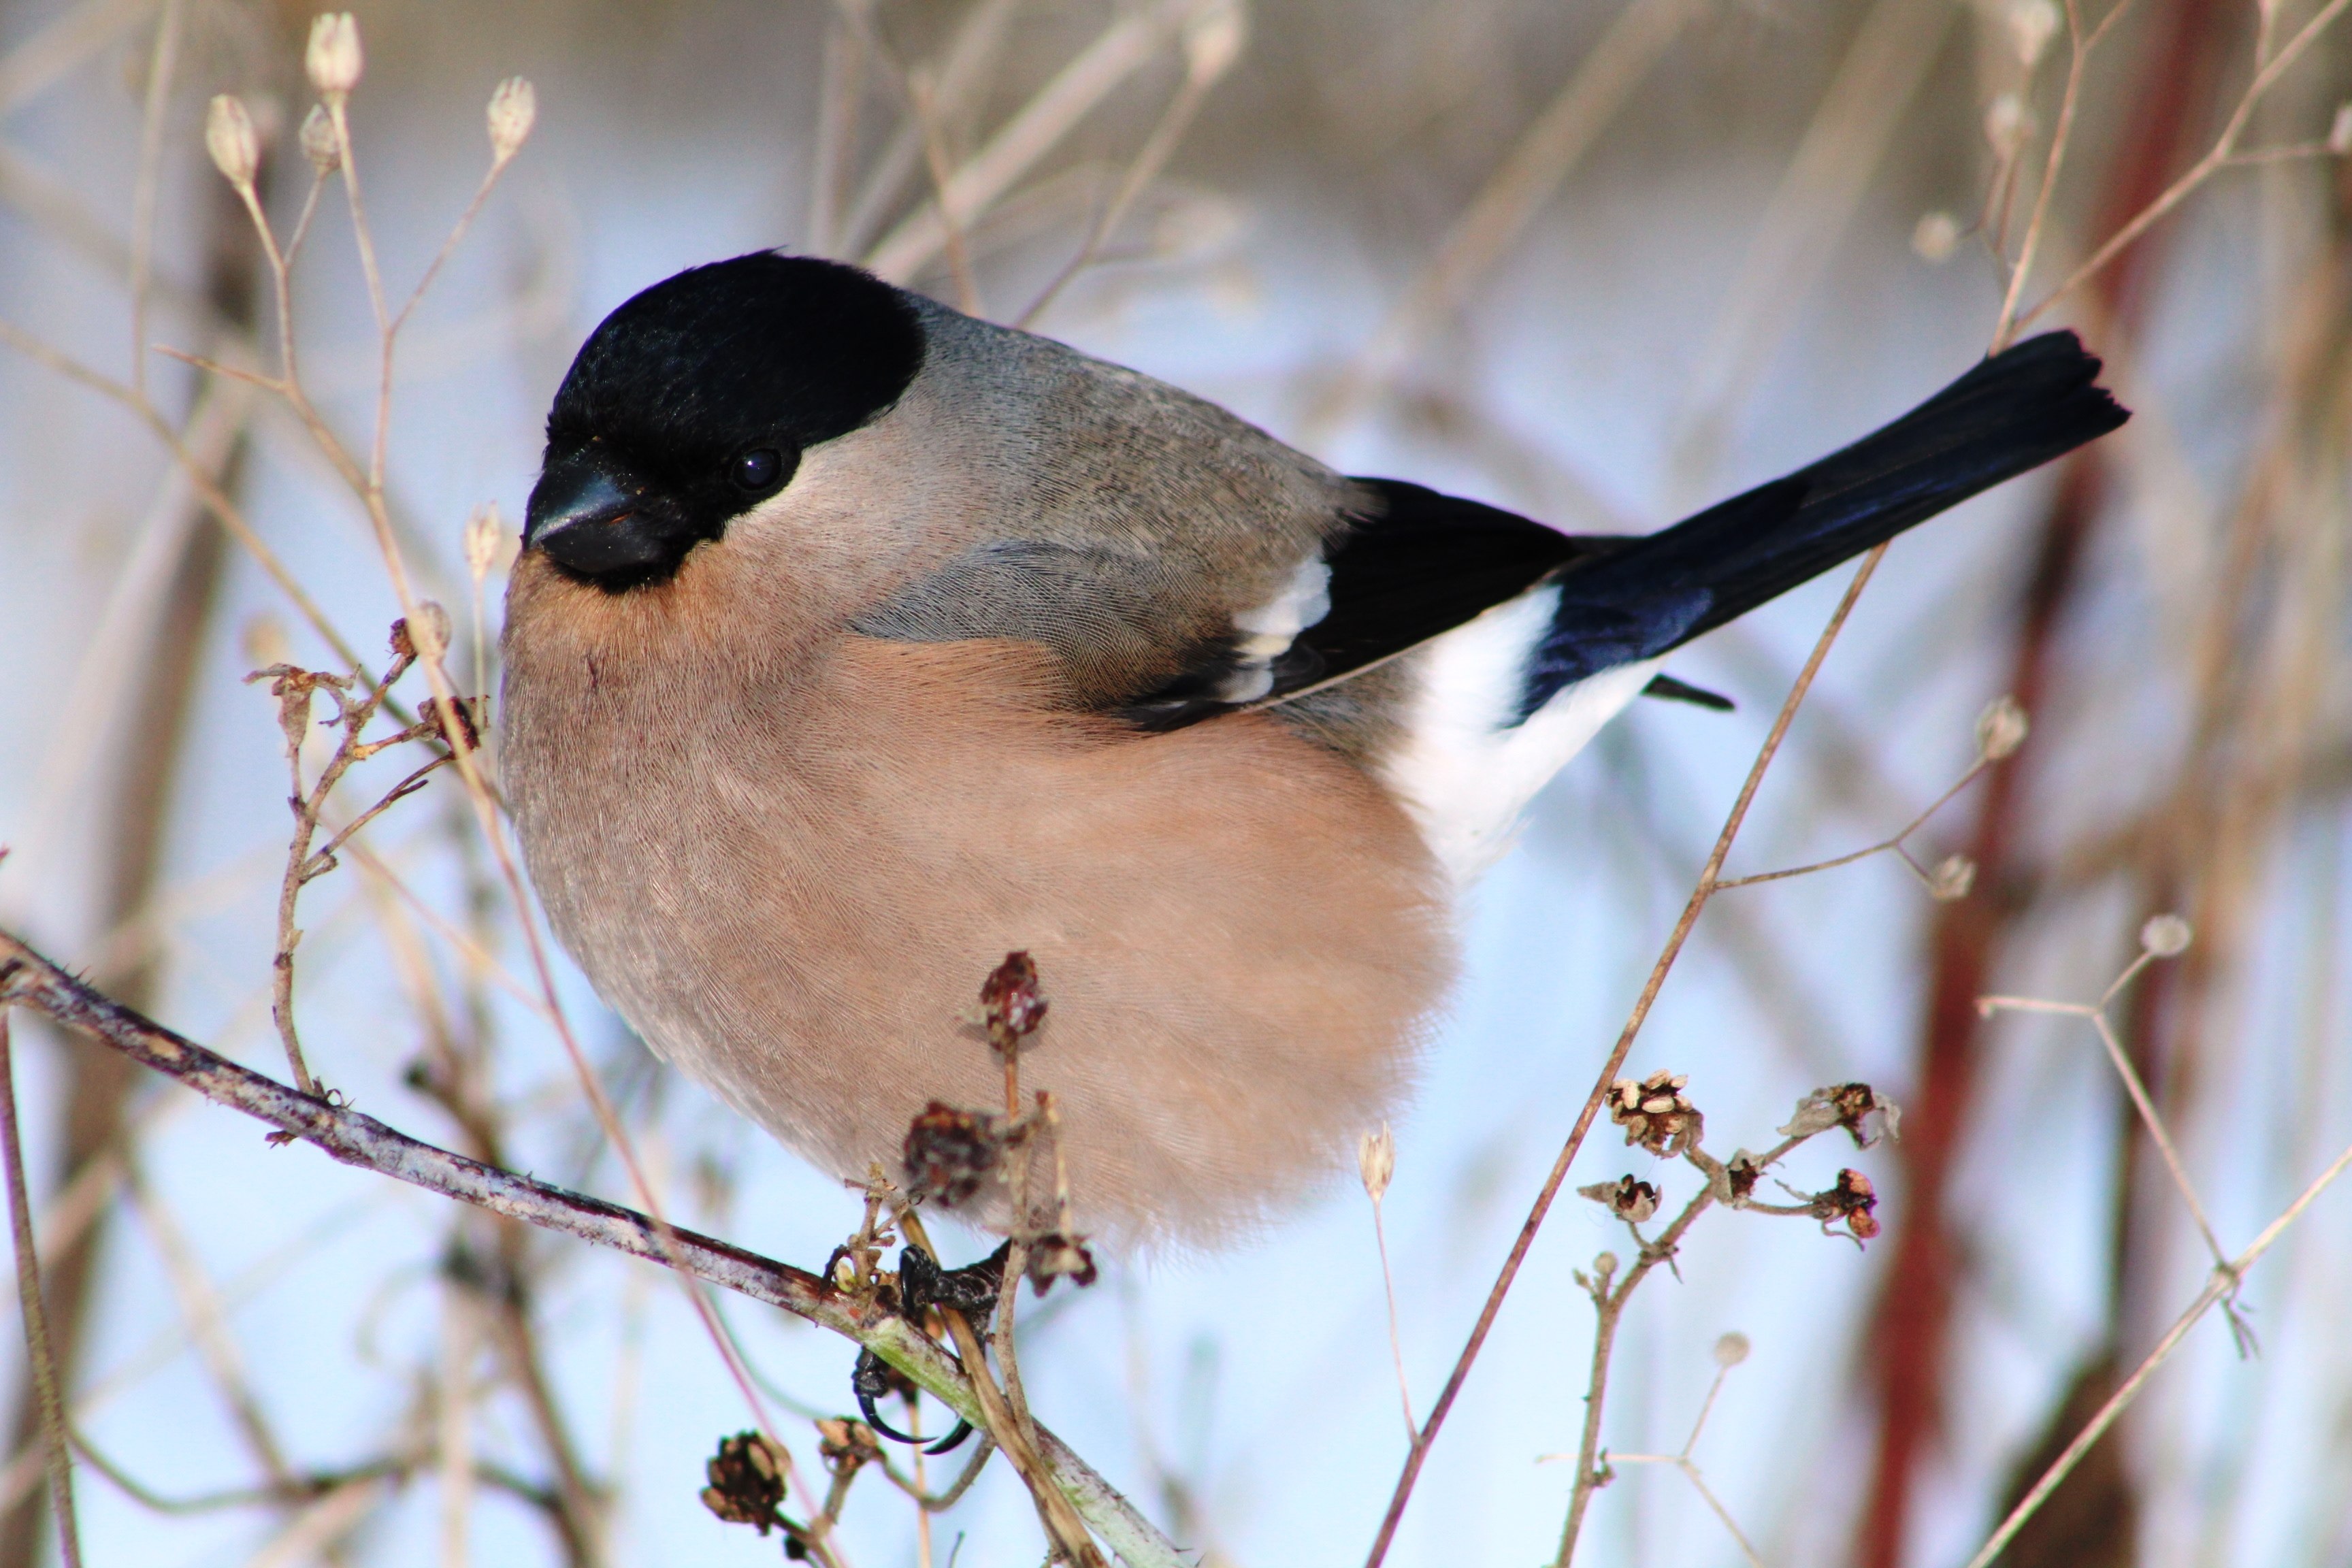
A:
<box><xmin>527</xmin><ymin>252</ymin><xmax>926</xmax><ymax>588</ymax></box>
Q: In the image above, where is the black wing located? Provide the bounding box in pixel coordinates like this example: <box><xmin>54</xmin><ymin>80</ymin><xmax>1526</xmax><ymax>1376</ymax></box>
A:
<box><xmin>1124</xmin><ymin>479</ymin><xmax>1606</xmax><ymax>729</ymax></box>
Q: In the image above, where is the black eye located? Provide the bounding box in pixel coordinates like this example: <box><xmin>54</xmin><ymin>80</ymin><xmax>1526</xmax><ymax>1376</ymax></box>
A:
<box><xmin>732</xmin><ymin>447</ymin><xmax>785</xmax><ymax>491</ymax></box>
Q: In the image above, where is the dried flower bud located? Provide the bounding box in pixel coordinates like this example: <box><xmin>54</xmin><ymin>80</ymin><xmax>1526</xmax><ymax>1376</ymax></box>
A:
<box><xmin>205</xmin><ymin>95</ymin><xmax>259</xmax><ymax>192</ymax></box>
<box><xmin>487</xmin><ymin>76</ymin><xmax>536</xmax><ymax>164</ymax></box>
<box><xmin>1927</xmin><ymin>853</ymin><xmax>1977</xmax><ymax>903</ymax></box>
<box><xmin>1181</xmin><ymin>0</ymin><xmax>1248</xmax><ymax>84</ymax></box>
<box><xmin>1912</xmin><ymin>210</ymin><xmax>1959</xmax><ymax>263</ymax></box>
<box><xmin>1592</xmin><ymin>1250</ymin><xmax>1618</xmax><ymax>1278</ymax></box>
<box><xmin>1580</xmin><ymin>1174</ymin><xmax>1660</xmax><ymax>1225</ymax></box>
<box><xmin>1358</xmin><ymin>1122</ymin><xmax>1394</xmax><ymax>1203</ymax></box>
<box><xmin>463</xmin><ymin>504</ymin><xmax>504</xmax><ymax>581</ymax></box>
<box><xmin>2006</xmin><ymin>0</ymin><xmax>2059</xmax><ymax>67</ymax></box>
<box><xmin>306</xmin><ymin>13</ymin><xmax>363</xmax><ymax>97</ymax></box>
<box><xmin>1713</xmin><ymin>1331</ymin><xmax>1751</xmax><ymax>1367</ymax></box>
<box><xmin>979</xmin><ymin>951</ymin><xmax>1047</xmax><ymax>1050</ymax></box>
<box><xmin>1984</xmin><ymin>93</ymin><xmax>2033</xmax><ymax>160</ymax></box>
<box><xmin>902</xmin><ymin>1100</ymin><xmax>1001</xmax><ymax>1207</ymax></box>
<box><xmin>1976</xmin><ymin>694</ymin><xmax>2029</xmax><ymax>760</ymax></box>
<box><xmin>2331</xmin><ymin>103</ymin><xmax>2352</xmax><ymax>157</ymax></box>
<box><xmin>700</xmin><ymin>1431</ymin><xmax>786</xmax><ymax>1531</ymax></box>
<box><xmin>2140</xmin><ymin>913</ymin><xmax>2192</xmax><ymax>958</ymax></box>
<box><xmin>299</xmin><ymin>103</ymin><xmax>341</xmax><ymax>176</ymax></box>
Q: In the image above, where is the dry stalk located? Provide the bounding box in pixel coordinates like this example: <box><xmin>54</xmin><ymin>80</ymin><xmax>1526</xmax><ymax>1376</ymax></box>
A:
<box><xmin>2012</xmin><ymin>0</ymin><xmax>2352</xmax><ymax>336</ymax></box>
<box><xmin>1572</xmin><ymin>1340</ymin><xmax>1766</xmax><ymax>1568</ymax></box>
<box><xmin>0</xmin><ymin>1017</ymin><xmax>81</xmax><ymax>1568</ymax></box>
<box><xmin>1550</xmin><ymin>1100</ymin><xmax>1879</xmax><ymax>1566</ymax></box>
<box><xmin>1362</xmin><ymin>542</ymin><xmax>1889</xmax><ymax>1567</ymax></box>
<box><xmin>249</xmin><ymin>636</ymin><xmax>455</xmax><ymax>1096</ymax></box>
<box><xmin>864</xmin><ymin>0</ymin><xmax>1215</xmax><ymax>283</ymax></box>
<box><xmin>1305</xmin><ymin>0</ymin><xmax>1699</xmax><ymax>439</ymax></box>
<box><xmin>1956</xmin><ymin>1130</ymin><xmax>2352</xmax><ymax>1568</ymax></box>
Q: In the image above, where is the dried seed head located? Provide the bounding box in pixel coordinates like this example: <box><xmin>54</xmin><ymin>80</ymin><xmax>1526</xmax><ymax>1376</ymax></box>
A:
<box><xmin>1024</xmin><ymin>1232</ymin><xmax>1100</xmax><ymax>1296</ymax></box>
<box><xmin>2331</xmin><ymin>103</ymin><xmax>2352</xmax><ymax>157</ymax></box>
<box><xmin>1724</xmin><ymin>1150</ymin><xmax>1763</xmax><ymax>1204</ymax></box>
<box><xmin>1976</xmin><ymin>694</ymin><xmax>2029</xmax><ymax>760</ymax></box>
<box><xmin>1809</xmin><ymin>1169</ymin><xmax>1880</xmax><ymax>1243</ymax></box>
<box><xmin>2140</xmin><ymin>913</ymin><xmax>2193</xmax><ymax>958</ymax></box>
<box><xmin>2006</xmin><ymin>0</ymin><xmax>2060</xmax><ymax>67</ymax></box>
<box><xmin>814</xmin><ymin>1418</ymin><xmax>883</xmax><ymax>1476</ymax></box>
<box><xmin>1580</xmin><ymin>1174</ymin><xmax>1660</xmax><ymax>1225</ymax></box>
<box><xmin>419</xmin><ymin>696</ymin><xmax>482</xmax><ymax>753</ymax></box>
<box><xmin>1181</xmin><ymin>0</ymin><xmax>1248</xmax><ymax>84</ymax></box>
<box><xmin>1912</xmin><ymin>210</ymin><xmax>1960</xmax><ymax>263</ymax></box>
<box><xmin>1927</xmin><ymin>853</ymin><xmax>1977</xmax><ymax>903</ymax></box>
<box><xmin>1607</xmin><ymin>1068</ymin><xmax>1703</xmax><ymax>1156</ymax></box>
<box><xmin>299</xmin><ymin>103</ymin><xmax>341</xmax><ymax>175</ymax></box>
<box><xmin>406</xmin><ymin>601</ymin><xmax>452</xmax><ymax>661</ymax></box>
<box><xmin>1782</xmin><ymin>1083</ymin><xmax>1901</xmax><ymax>1149</ymax></box>
<box><xmin>1713</xmin><ymin>1331</ymin><xmax>1751</xmax><ymax>1368</ymax></box>
<box><xmin>305</xmin><ymin>13</ymin><xmax>363</xmax><ymax>97</ymax></box>
<box><xmin>205</xmin><ymin>95</ymin><xmax>259</xmax><ymax>192</ymax></box>
<box><xmin>979</xmin><ymin>950</ymin><xmax>1047</xmax><ymax>1049</ymax></box>
<box><xmin>1984</xmin><ymin>93</ymin><xmax>2033</xmax><ymax>159</ymax></box>
<box><xmin>700</xmin><ymin>1431</ymin><xmax>787</xmax><ymax>1531</ymax></box>
<box><xmin>902</xmin><ymin>1100</ymin><xmax>1002</xmax><ymax>1207</ymax></box>
<box><xmin>487</xmin><ymin>76</ymin><xmax>536</xmax><ymax>164</ymax></box>
<box><xmin>463</xmin><ymin>504</ymin><xmax>504</xmax><ymax>582</ymax></box>
<box><xmin>1358</xmin><ymin>1122</ymin><xmax>1395</xmax><ymax>1203</ymax></box>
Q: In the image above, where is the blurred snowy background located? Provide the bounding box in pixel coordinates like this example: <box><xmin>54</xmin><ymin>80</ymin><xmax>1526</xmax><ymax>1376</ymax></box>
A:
<box><xmin>0</xmin><ymin>1</ymin><xmax>2349</xmax><ymax>1565</ymax></box>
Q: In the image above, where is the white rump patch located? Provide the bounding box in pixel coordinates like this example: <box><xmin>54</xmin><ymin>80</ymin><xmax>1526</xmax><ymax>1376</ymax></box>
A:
<box><xmin>1217</xmin><ymin>555</ymin><xmax>1332</xmax><ymax>702</ymax></box>
<box><xmin>1377</xmin><ymin>582</ymin><xmax>1661</xmax><ymax>884</ymax></box>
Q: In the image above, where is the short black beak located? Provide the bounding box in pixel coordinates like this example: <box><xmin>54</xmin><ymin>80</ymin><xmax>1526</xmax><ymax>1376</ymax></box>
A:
<box><xmin>525</xmin><ymin>453</ymin><xmax>676</xmax><ymax>579</ymax></box>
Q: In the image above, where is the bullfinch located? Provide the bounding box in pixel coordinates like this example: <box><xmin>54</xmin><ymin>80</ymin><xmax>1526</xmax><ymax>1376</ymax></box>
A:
<box><xmin>500</xmin><ymin>252</ymin><xmax>2125</xmax><ymax>1248</ymax></box>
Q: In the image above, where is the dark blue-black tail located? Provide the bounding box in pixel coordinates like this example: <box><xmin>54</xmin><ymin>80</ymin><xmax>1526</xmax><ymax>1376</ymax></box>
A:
<box><xmin>1523</xmin><ymin>330</ymin><xmax>2128</xmax><ymax>712</ymax></box>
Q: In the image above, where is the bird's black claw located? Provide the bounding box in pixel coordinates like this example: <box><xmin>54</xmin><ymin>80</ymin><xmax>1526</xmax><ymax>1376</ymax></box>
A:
<box><xmin>924</xmin><ymin>1419</ymin><xmax>977</xmax><ymax>1455</ymax></box>
<box><xmin>851</xmin><ymin>1348</ymin><xmax>929</xmax><ymax>1445</ymax></box>
<box><xmin>898</xmin><ymin>1240</ymin><xmax>1011</xmax><ymax>1322</ymax></box>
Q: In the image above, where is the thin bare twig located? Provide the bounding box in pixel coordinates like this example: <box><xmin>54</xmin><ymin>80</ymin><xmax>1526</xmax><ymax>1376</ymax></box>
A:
<box><xmin>1957</xmin><ymin>1132</ymin><xmax>2352</xmax><ymax>1568</ymax></box>
<box><xmin>2015</xmin><ymin>0</ymin><xmax>2352</xmax><ymax>335</ymax></box>
<box><xmin>1363</xmin><ymin>543</ymin><xmax>1891</xmax><ymax>1567</ymax></box>
<box><xmin>0</xmin><ymin>1017</ymin><xmax>82</xmax><ymax>1568</ymax></box>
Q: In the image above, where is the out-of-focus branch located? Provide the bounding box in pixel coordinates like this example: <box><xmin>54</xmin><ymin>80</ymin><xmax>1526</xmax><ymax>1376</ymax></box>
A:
<box><xmin>0</xmin><ymin>1019</ymin><xmax>80</xmax><ymax>1568</ymax></box>
<box><xmin>0</xmin><ymin>931</ymin><xmax>1183</xmax><ymax>1568</ymax></box>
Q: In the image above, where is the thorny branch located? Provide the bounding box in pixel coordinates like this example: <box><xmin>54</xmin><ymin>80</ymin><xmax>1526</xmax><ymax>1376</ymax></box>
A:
<box><xmin>0</xmin><ymin>932</ymin><xmax>1183</xmax><ymax>1568</ymax></box>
